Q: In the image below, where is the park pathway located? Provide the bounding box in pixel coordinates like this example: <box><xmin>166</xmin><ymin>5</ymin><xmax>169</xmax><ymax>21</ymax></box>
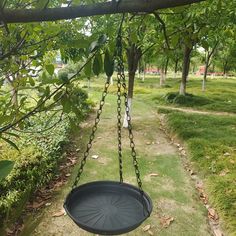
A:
<box><xmin>21</xmin><ymin>95</ymin><xmax>212</xmax><ymax>236</ymax></box>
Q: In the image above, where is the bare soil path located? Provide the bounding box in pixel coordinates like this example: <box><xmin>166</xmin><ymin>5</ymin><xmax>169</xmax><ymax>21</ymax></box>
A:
<box><xmin>20</xmin><ymin>95</ymin><xmax>212</xmax><ymax>236</ymax></box>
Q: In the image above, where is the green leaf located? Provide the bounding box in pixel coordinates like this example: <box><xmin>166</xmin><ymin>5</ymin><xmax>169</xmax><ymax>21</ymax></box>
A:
<box><xmin>29</xmin><ymin>77</ymin><xmax>35</xmax><ymax>86</ymax></box>
<box><xmin>84</xmin><ymin>60</ymin><xmax>92</xmax><ymax>78</ymax></box>
<box><xmin>93</xmin><ymin>53</ymin><xmax>102</xmax><ymax>76</ymax></box>
<box><xmin>45</xmin><ymin>64</ymin><xmax>55</xmax><ymax>76</ymax></box>
<box><xmin>61</xmin><ymin>95</ymin><xmax>71</xmax><ymax>113</ymax></box>
<box><xmin>53</xmin><ymin>91</ymin><xmax>64</xmax><ymax>101</ymax></box>
<box><xmin>104</xmin><ymin>49</ymin><xmax>114</xmax><ymax>77</ymax></box>
<box><xmin>1</xmin><ymin>137</ymin><xmax>20</xmax><ymax>151</ymax></box>
<box><xmin>0</xmin><ymin>160</ymin><xmax>14</xmax><ymax>181</ymax></box>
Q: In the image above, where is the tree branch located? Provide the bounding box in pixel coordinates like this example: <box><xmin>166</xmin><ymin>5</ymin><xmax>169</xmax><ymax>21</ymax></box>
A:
<box><xmin>1</xmin><ymin>0</ymin><xmax>204</xmax><ymax>23</ymax></box>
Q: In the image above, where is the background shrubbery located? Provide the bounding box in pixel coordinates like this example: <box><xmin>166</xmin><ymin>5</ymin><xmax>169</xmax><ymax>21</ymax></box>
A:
<box><xmin>0</xmin><ymin>87</ymin><xmax>91</xmax><ymax>228</ymax></box>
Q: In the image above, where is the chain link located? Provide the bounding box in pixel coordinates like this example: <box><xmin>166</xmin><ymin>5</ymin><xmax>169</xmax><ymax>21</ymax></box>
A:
<box><xmin>72</xmin><ymin>79</ymin><xmax>110</xmax><ymax>188</ymax></box>
<box><xmin>117</xmin><ymin>67</ymin><xmax>123</xmax><ymax>183</ymax></box>
<box><xmin>116</xmin><ymin>26</ymin><xmax>143</xmax><ymax>193</ymax></box>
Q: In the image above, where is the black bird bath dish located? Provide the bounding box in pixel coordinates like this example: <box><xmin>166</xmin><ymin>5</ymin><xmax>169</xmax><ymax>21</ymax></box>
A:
<box><xmin>64</xmin><ymin>15</ymin><xmax>152</xmax><ymax>235</ymax></box>
<box><xmin>64</xmin><ymin>181</ymin><xmax>152</xmax><ymax>235</ymax></box>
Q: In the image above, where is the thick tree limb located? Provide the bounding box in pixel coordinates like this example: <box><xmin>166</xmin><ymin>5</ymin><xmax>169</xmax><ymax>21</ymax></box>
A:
<box><xmin>1</xmin><ymin>0</ymin><xmax>204</xmax><ymax>23</ymax></box>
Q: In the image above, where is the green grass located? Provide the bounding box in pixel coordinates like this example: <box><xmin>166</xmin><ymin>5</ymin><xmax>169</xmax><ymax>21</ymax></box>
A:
<box><xmin>161</xmin><ymin>110</ymin><xmax>236</xmax><ymax>235</ymax></box>
<box><xmin>68</xmin><ymin>87</ymin><xmax>211</xmax><ymax>235</ymax></box>
<box><xmin>136</xmin><ymin>75</ymin><xmax>236</xmax><ymax>113</ymax></box>
<box><xmin>77</xmin><ymin>75</ymin><xmax>236</xmax><ymax>235</ymax></box>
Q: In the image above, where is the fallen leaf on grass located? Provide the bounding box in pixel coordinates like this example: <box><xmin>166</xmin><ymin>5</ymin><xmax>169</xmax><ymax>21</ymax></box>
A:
<box><xmin>219</xmin><ymin>169</ymin><xmax>230</xmax><ymax>177</ymax></box>
<box><xmin>199</xmin><ymin>192</ymin><xmax>208</xmax><ymax>204</ymax></box>
<box><xmin>160</xmin><ymin>216</ymin><xmax>174</xmax><ymax>228</ymax></box>
<box><xmin>214</xmin><ymin>228</ymin><xmax>224</xmax><ymax>236</ymax></box>
<box><xmin>149</xmin><ymin>173</ymin><xmax>159</xmax><ymax>177</ymax></box>
<box><xmin>146</xmin><ymin>142</ymin><xmax>151</xmax><ymax>145</ymax></box>
<box><xmin>208</xmin><ymin>208</ymin><xmax>219</xmax><ymax>221</ymax></box>
<box><xmin>31</xmin><ymin>201</ymin><xmax>46</xmax><ymax>209</ymax></box>
<box><xmin>6</xmin><ymin>228</ymin><xmax>14</xmax><ymax>234</ymax></box>
<box><xmin>148</xmin><ymin>230</ymin><xmax>154</xmax><ymax>235</ymax></box>
<box><xmin>52</xmin><ymin>209</ymin><xmax>66</xmax><ymax>217</ymax></box>
<box><xmin>142</xmin><ymin>224</ymin><xmax>151</xmax><ymax>232</ymax></box>
<box><xmin>92</xmin><ymin>155</ymin><xmax>99</xmax><ymax>159</ymax></box>
<box><xmin>223</xmin><ymin>152</ymin><xmax>230</xmax><ymax>156</ymax></box>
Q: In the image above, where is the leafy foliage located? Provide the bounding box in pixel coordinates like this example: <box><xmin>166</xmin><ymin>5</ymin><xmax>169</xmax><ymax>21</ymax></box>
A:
<box><xmin>0</xmin><ymin>161</ymin><xmax>14</xmax><ymax>181</ymax></box>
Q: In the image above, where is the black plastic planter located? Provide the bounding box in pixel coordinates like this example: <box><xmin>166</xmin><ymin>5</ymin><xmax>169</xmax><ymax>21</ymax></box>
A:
<box><xmin>64</xmin><ymin>181</ymin><xmax>152</xmax><ymax>235</ymax></box>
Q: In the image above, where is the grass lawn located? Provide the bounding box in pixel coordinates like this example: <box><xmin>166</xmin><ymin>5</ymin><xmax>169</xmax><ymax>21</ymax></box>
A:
<box><xmin>22</xmin><ymin>83</ymin><xmax>211</xmax><ymax>236</ymax></box>
<box><xmin>160</xmin><ymin>111</ymin><xmax>236</xmax><ymax>235</ymax></box>
<box><xmin>135</xmin><ymin>75</ymin><xmax>236</xmax><ymax>113</ymax></box>
<box><xmin>4</xmin><ymin>74</ymin><xmax>236</xmax><ymax>235</ymax></box>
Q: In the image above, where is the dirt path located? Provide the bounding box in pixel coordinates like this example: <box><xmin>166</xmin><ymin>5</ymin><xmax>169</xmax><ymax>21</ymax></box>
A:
<box><xmin>21</xmin><ymin>96</ymin><xmax>212</xmax><ymax>236</ymax></box>
<box><xmin>158</xmin><ymin>105</ymin><xmax>236</xmax><ymax>117</ymax></box>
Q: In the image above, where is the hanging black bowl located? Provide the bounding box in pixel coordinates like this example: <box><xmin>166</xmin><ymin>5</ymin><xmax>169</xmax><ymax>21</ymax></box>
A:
<box><xmin>64</xmin><ymin>181</ymin><xmax>152</xmax><ymax>235</ymax></box>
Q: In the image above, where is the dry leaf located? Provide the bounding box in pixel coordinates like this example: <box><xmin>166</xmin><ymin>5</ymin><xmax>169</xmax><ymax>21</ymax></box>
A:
<box><xmin>6</xmin><ymin>228</ymin><xmax>14</xmax><ymax>234</ymax></box>
<box><xmin>208</xmin><ymin>208</ymin><xmax>219</xmax><ymax>221</ymax></box>
<box><xmin>142</xmin><ymin>224</ymin><xmax>151</xmax><ymax>232</ymax></box>
<box><xmin>224</xmin><ymin>152</ymin><xmax>230</xmax><ymax>156</ymax></box>
<box><xmin>52</xmin><ymin>209</ymin><xmax>66</xmax><ymax>217</ymax></box>
<box><xmin>92</xmin><ymin>155</ymin><xmax>99</xmax><ymax>159</ymax></box>
<box><xmin>214</xmin><ymin>228</ymin><xmax>223</xmax><ymax>236</ymax></box>
<box><xmin>160</xmin><ymin>216</ymin><xmax>174</xmax><ymax>228</ymax></box>
<box><xmin>146</xmin><ymin>142</ymin><xmax>151</xmax><ymax>145</ymax></box>
<box><xmin>148</xmin><ymin>230</ymin><xmax>154</xmax><ymax>235</ymax></box>
<box><xmin>65</xmin><ymin>173</ymin><xmax>71</xmax><ymax>177</ymax></box>
<box><xmin>149</xmin><ymin>173</ymin><xmax>159</xmax><ymax>177</ymax></box>
<box><xmin>31</xmin><ymin>201</ymin><xmax>46</xmax><ymax>209</ymax></box>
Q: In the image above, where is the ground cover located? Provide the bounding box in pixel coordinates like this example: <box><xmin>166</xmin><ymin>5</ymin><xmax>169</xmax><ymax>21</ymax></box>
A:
<box><xmin>136</xmin><ymin>75</ymin><xmax>236</xmax><ymax>113</ymax></box>
<box><xmin>160</xmin><ymin>110</ymin><xmax>236</xmax><ymax>235</ymax></box>
<box><xmin>21</xmin><ymin>81</ymin><xmax>211</xmax><ymax>236</ymax></box>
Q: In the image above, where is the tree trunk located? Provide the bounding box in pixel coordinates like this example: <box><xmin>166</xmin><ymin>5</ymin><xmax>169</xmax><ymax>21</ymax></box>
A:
<box><xmin>160</xmin><ymin>68</ymin><xmax>165</xmax><ymax>87</ymax></box>
<box><xmin>109</xmin><ymin>76</ymin><xmax>113</xmax><ymax>85</ymax></box>
<box><xmin>123</xmin><ymin>44</ymin><xmax>142</xmax><ymax>128</ymax></box>
<box><xmin>164</xmin><ymin>57</ymin><xmax>169</xmax><ymax>79</ymax></box>
<box><xmin>202</xmin><ymin>57</ymin><xmax>209</xmax><ymax>92</ymax></box>
<box><xmin>123</xmin><ymin>72</ymin><xmax>135</xmax><ymax>128</ymax></box>
<box><xmin>179</xmin><ymin>45</ymin><xmax>192</xmax><ymax>95</ymax></box>
<box><xmin>174</xmin><ymin>58</ymin><xmax>179</xmax><ymax>79</ymax></box>
<box><xmin>223</xmin><ymin>61</ymin><xmax>228</xmax><ymax>78</ymax></box>
<box><xmin>1</xmin><ymin>0</ymin><xmax>204</xmax><ymax>23</ymax></box>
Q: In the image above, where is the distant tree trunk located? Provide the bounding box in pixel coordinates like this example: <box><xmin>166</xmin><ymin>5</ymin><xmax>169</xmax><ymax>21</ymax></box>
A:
<box><xmin>160</xmin><ymin>67</ymin><xmax>165</xmax><ymax>87</ymax></box>
<box><xmin>202</xmin><ymin>42</ymin><xmax>218</xmax><ymax>91</ymax></box>
<box><xmin>223</xmin><ymin>61</ymin><xmax>228</xmax><ymax>78</ymax></box>
<box><xmin>174</xmin><ymin>58</ymin><xmax>179</xmax><ymax>79</ymax></box>
<box><xmin>202</xmin><ymin>56</ymin><xmax>209</xmax><ymax>92</ymax></box>
<box><xmin>123</xmin><ymin>44</ymin><xmax>142</xmax><ymax>128</ymax></box>
<box><xmin>179</xmin><ymin>45</ymin><xmax>192</xmax><ymax>95</ymax></box>
<box><xmin>164</xmin><ymin>57</ymin><xmax>169</xmax><ymax>79</ymax></box>
<box><xmin>142</xmin><ymin>61</ymin><xmax>146</xmax><ymax>82</ymax></box>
